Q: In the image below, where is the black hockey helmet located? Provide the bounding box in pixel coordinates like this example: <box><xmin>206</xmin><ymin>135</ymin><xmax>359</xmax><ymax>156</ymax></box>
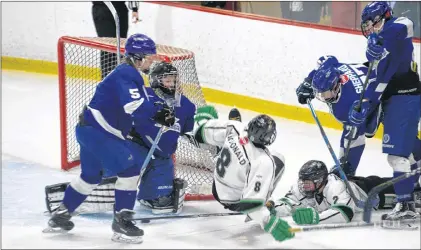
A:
<box><xmin>298</xmin><ymin>160</ymin><xmax>328</xmax><ymax>198</ymax></box>
<box><xmin>149</xmin><ymin>61</ymin><xmax>179</xmax><ymax>97</ymax></box>
<box><xmin>246</xmin><ymin>114</ymin><xmax>277</xmax><ymax>146</ymax></box>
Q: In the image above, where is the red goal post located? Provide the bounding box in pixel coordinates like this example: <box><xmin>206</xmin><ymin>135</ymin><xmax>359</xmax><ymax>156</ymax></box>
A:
<box><xmin>57</xmin><ymin>36</ymin><xmax>216</xmax><ymax>201</ymax></box>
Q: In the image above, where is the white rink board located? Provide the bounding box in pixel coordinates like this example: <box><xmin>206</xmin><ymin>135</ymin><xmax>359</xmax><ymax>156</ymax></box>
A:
<box><xmin>2</xmin><ymin>2</ymin><xmax>420</xmax><ymax>114</ymax></box>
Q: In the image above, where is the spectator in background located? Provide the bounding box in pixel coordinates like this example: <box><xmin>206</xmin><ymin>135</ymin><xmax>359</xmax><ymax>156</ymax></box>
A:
<box><xmin>280</xmin><ymin>1</ymin><xmax>322</xmax><ymax>23</ymax></box>
<box><xmin>92</xmin><ymin>1</ymin><xmax>140</xmax><ymax>79</ymax></box>
<box><xmin>201</xmin><ymin>1</ymin><xmax>226</xmax><ymax>9</ymax></box>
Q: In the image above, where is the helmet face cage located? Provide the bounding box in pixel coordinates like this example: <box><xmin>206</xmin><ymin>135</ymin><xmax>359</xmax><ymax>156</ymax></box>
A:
<box><xmin>298</xmin><ymin>160</ymin><xmax>328</xmax><ymax>198</ymax></box>
<box><xmin>149</xmin><ymin>62</ymin><xmax>181</xmax><ymax>107</ymax></box>
<box><xmin>298</xmin><ymin>176</ymin><xmax>325</xmax><ymax>198</ymax></box>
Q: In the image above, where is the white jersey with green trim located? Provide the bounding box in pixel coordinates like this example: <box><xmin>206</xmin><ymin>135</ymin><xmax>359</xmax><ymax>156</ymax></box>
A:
<box><xmin>200</xmin><ymin>119</ymin><xmax>283</xmax><ymax>227</ymax></box>
<box><xmin>274</xmin><ymin>174</ymin><xmax>368</xmax><ymax>224</ymax></box>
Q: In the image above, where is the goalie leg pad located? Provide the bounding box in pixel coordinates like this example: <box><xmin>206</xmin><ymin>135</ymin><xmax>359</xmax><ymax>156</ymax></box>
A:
<box><xmin>139</xmin><ymin>178</ymin><xmax>187</xmax><ymax>214</ymax></box>
<box><xmin>137</xmin><ymin>157</ymin><xmax>174</xmax><ymax>200</ymax></box>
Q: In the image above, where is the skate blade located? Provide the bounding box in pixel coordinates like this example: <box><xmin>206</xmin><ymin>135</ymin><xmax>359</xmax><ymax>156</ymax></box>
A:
<box><xmin>42</xmin><ymin>226</ymin><xmax>71</xmax><ymax>234</ymax></box>
<box><xmin>111</xmin><ymin>233</ymin><xmax>143</xmax><ymax>244</ymax></box>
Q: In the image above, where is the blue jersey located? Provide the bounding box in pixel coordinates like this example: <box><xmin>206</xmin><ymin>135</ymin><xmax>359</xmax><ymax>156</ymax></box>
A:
<box><xmin>82</xmin><ymin>63</ymin><xmax>154</xmax><ymax>140</ymax></box>
<box><xmin>132</xmin><ymin>88</ymin><xmax>196</xmax><ymax>158</ymax></box>
<box><xmin>318</xmin><ymin>63</ymin><xmax>377</xmax><ymax>125</ymax></box>
<box><xmin>307</xmin><ymin>61</ymin><xmax>379</xmax><ymax>174</ymax></box>
<box><xmin>366</xmin><ymin>17</ymin><xmax>421</xmax><ymax>104</ymax></box>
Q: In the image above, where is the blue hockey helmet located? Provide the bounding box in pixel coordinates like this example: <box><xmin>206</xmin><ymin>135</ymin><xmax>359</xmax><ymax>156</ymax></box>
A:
<box><xmin>312</xmin><ymin>66</ymin><xmax>342</xmax><ymax>103</ymax></box>
<box><xmin>125</xmin><ymin>33</ymin><xmax>157</xmax><ymax>60</ymax></box>
<box><xmin>361</xmin><ymin>2</ymin><xmax>393</xmax><ymax>37</ymax></box>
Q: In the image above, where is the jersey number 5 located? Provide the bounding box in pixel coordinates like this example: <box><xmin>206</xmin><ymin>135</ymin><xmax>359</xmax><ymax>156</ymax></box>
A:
<box><xmin>129</xmin><ymin>88</ymin><xmax>140</xmax><ymax>99</ymax></box>
<box><xmin>216</xmin><ymin>148</ymin><xmax>231</xmax><ymax>178</ymax></box>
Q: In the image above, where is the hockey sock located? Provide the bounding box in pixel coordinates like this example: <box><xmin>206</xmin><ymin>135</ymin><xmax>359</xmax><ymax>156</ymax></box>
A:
<box><xmin>393</xmin><ymin>171</ymin><xmax>416</xmax><ymax>202</ymax></box>
<box><xmin>62</xmin><ymin>174</ymin><xmax>101</xmax><ymax>213</ymax></box>
<box><xmin>115</xmin><ymin>166</ymin><xmax>140</xmax><ymax>211</ymax></box>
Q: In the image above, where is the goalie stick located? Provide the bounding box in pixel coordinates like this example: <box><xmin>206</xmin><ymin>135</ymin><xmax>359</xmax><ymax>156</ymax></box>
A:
<box><xmin>133</xmin><ymin>212</ymin><xmax>243</xmax><ymax>223</ymax></box>
<box><xmin>363</xmin><ymin>166</ymin><xmax>421</xmax><ymax>223</ymax></box>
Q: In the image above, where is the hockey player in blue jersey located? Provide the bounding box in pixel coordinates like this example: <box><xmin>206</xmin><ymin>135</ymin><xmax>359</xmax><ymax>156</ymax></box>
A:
<box><xmin>358</xmin><ymin>1</ymin><xmax>421</xmax><ymax>220</ymax></box>
<box><xmin>296</xmin><ymin>53</ymin><xmax>420</xmax><ymax>220</ymax></box>
<box><xmin>125</xmin><ymin>61</ymin><xmax>197</xmax><ymax>214</ymax></box>
<box><xmin>44</xmin><ymin>33</ymin><xmax>173</xmax><ymax>243</ymax></box>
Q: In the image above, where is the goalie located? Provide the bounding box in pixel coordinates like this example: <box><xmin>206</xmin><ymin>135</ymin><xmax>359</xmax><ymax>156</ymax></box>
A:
<box><xmin>192</xmin><ymin>106</ymin><xmax>295</xmax><ymax>243</ymax></box>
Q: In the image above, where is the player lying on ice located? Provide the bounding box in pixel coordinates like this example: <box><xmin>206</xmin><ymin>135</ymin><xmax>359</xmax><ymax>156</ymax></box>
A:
<box><xmin>296</xmin><ymin>53</ymin><xmax>421</xmax><ymax>221</ymax></box>
<box><xmin>271</xmin><ymin>159</ymin><xmax>421</xmax><ymax>226</ymax></box>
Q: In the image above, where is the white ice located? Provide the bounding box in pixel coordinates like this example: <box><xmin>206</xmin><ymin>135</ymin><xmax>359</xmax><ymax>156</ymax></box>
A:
<box><xmin>2</xmin><ymin>70</ymin><xmax>420</xmax><ymax>249</ymax></box>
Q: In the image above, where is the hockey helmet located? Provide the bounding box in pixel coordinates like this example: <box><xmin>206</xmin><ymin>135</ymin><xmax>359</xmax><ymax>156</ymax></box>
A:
<box><xmin>246</xmin><ymin>114</ymin><xmax>277</xmax><ymax>146</ymax></box>
<box><xmin>312</xmin><ymin>66</ymin><xmax>342</xmax><ymax>103</ymax></box>
<box><xmin>361</xmin><ymin>2</ymin><xmax>393</xmax><ymax>37</ymax></box>
<box><xmin>149</xmin><ymin>61</ymin><xmax>181</xmax><ymax>106</ymax></box>
<box><xmin>298</xmin><ymin>160</ymin><xmax>328</xmax><ymax>198</ymax></box>
<box><xmin>125</xmin><ymin>33</ymin><xmax>157</xmax><ymax>60</ymax></box>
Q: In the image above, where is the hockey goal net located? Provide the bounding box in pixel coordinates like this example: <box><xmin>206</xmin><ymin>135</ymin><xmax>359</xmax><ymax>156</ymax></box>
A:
<box><xmin>58</xmin><ymin>36</ymin><xmax>216</xmax><ymax>201</ymax></box>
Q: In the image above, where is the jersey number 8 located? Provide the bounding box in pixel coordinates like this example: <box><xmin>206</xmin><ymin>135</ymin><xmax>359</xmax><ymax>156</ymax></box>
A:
<box><xmin>216</xmin><ymin>148</ymin><xmax>231</xmax><ymax>178</ymax></box>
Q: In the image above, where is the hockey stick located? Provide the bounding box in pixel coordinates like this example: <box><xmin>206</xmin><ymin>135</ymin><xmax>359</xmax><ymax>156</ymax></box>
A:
<box><xmin>363</xmin><ymin>166</ymin><xmax>421</xmax><ymax>223</ymax></box>
<box><xmin>133</xmin><ymin>212</ymin><xmax>243</xmax><ymax>223</ymax></box>
<box><xmin>307</xmin><ymin>100</ymin><xmax>367</xmax><ymax>208</ymax></box>
<box><xmin>342</xmin><ymin>62</ymin><xmax>374</xmax><ymax>173</ymax></box>
<box><xmin>104</xmin><ymin>1</ymin><xmax>121</xmax><ymax>65</ymax></box>
<box><xmin>289</xmin><ymin>218</ymin><xmax>420</xmax><ymax>233</ymax></box>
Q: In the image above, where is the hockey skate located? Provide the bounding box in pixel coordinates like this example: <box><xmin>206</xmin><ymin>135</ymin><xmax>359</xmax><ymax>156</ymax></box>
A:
<box><xmin>111</xmin><ymin>209</ymin><xmax>143</xmax><ymax>244</ymax></box>
<box><xmin>43</xmin><ymin>204</ymin><xmax>74</xmax><ymax>233</ymax></box>
<box><xmin>228</xmin><ymin>107</ymin><xmax>242</xmax><ymax>122</ymax></box>
<box><xmin>381</xmin><ymin>201</ymin><xmax>420</xmax><ymax>221</ymax></box>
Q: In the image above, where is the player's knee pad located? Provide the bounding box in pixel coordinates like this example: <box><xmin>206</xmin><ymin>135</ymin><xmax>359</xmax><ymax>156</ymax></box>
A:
<box><xmin>387</xmin><ymin>155</ymin><xmax>411</xmax><ymax>173</ymax></box>
<box><xmin>70</xmin><ymin>174</ymin><xmax>101</xmax><ymax>195</ymax></box>
<box><xmin>115</xmin><ymin>175</ymin><xmax>139</xmax><ymax>191</ymax></box>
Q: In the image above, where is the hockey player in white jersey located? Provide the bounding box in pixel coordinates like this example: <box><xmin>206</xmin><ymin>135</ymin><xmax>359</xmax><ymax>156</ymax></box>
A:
<box><xmin>193</xmin><ymin>106</ymin><xmax>295</xmax><ymax>243</ymax></box>
<box><xmin>273</xmin><ymin>160</ymin><xmax>367</xmax><ymax>225</ymax></box>
<box><xmin>272</xmin><ymin>159</ymin><xmax>421</xmax><ymax>225</ymax></box>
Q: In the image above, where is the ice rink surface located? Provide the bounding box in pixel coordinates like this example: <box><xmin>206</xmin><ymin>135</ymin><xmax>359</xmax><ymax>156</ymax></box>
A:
<box><xmin>2</xmin><ymin>70</ymin><xmax>420</xmax><ymax>248</ymax></box>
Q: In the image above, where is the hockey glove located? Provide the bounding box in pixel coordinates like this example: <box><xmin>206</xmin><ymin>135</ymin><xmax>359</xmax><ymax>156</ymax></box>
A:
<box><xmin>296</xmin><ymin>78</ymin><xmax>315</xmax><ymax>105</ymax></box>
<box><xmin>194</xmin><ymin>105</ymin><xmax>219</xmax><ymax>127</ymax></box>
<box><xmin>348</xmin><ymin>100</ymin><xmax>370</xmax><ymax>126</ymax></box>
<box><xmin>366</xmin><ymin>33</ymin><xmax>384</xmax><ymax>62</ymax></box>
<box><xmin>292</xmin><ymin>207</ymin><xmax>320</xmax><ymax>225</ymax></box>
<box><xmin>153</xmin><ymin>102</ymin><xmax>175</xmax><ymax>127</ymax></box>
<box><xmin>264</xmin><ymin>215</ymin><xmax>295</xmax><ymax>242</ymax></box>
